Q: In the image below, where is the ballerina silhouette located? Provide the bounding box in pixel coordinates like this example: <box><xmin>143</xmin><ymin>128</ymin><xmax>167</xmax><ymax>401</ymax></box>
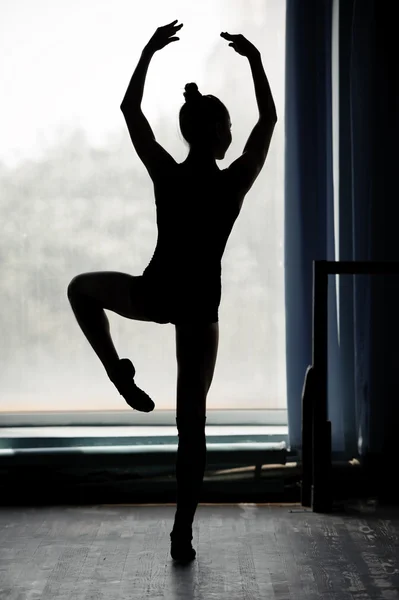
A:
<box><xmin>67</xmin><ymin>20</ymin><xmax>277</xmax><ymax>562</ymax></box>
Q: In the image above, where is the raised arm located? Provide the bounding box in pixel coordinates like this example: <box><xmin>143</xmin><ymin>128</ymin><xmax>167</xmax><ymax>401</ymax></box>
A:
<box><xmin>241</xmin><ymin>52</ymin><xmax>277</xmax><ymax>168</ymax></box>
<box><xmin>120</xmin><ymin>48</ymin><xmax>154</xmax><ymax>112</ymax></box>
<box><xmin>120</xmin><ymin>20</ymin><xmax>183</xmax><ymax>180</ymax></box>
<box><xmin>221</xmin><ymin>32</ymin><xmax>277</xmax><ymax>199</ymax></box>
<box><xmin>120</xmin><ymin>19</ymin><xmax>183</xmax><ymax>111</ymax></box>
<box><xmin>246</xmin><ymin>47</ymin><xmax>277</xmax><ymax>121</ymax></box>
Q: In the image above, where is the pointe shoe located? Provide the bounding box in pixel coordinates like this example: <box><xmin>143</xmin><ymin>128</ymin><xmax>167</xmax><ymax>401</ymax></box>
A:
<box><xmin>109</xmin><ymin>358</ymin><xmax>155</xmax><ymax>413</ymax></box>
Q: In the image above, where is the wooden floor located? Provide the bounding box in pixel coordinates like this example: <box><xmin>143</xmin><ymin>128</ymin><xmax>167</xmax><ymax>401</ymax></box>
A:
<box><xmin>0</xmin><ymin>504</ymin><xmax>398</xmax><ymax>599</ymax></box>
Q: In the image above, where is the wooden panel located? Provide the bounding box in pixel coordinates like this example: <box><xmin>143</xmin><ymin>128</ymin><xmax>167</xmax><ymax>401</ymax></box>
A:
<box><xmin>0</xmin><ymin>505</ymin><xmax>398</xmax><ymax>599</ymax></box>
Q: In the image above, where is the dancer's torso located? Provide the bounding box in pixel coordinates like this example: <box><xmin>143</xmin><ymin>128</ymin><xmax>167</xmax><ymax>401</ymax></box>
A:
<box><xmin>143</xmin><ymin>161</ymin><xmax>242</xmax><ymax>288</ymax></box>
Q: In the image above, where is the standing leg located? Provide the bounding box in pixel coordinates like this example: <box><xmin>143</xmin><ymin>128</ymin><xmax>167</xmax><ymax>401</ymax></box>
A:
<box><xmin>173</xmin><ymin>413</ymin><xmax>207</xmax><ymax>538</ymax></box>
<box><xmin>171</xmin><ymin>321</ymin><xmax>219</xmax><ymax>561</ymax></box>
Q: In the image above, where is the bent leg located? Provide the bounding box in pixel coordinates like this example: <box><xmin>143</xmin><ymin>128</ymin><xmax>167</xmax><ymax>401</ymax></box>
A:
<box><xmin>67</xmin><ymin>271</ymin><xmax>163</xmax><ymax>322</ymax></box>
<box><xmin>67</xmin><ymin>271</ymin><xmax>170</xmax><ymax>373</ymax></box>
<box><xmin>172</xmin><ymin>322</ymin><xmax>219</xmax><ymax>540</ymax></box>
<box><xmin>66</xmin><ymin>272</ymin><xmax>168</xmax><ymax>411</ymax></box>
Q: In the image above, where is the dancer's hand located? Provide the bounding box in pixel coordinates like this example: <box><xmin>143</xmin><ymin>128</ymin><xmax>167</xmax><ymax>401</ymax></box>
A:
<box><xmin>144</xmin><ymin>19</ymin><xmax>183</xmax><ymax>54</ymax></box>
<box><xmin>220</xmin><ymin>31</ymin><xmax>260</xmax><ymax>59</ymax></box>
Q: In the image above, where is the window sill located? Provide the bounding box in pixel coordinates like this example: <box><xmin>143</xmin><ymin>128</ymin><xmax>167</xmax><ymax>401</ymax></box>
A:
<box><xmin>0</xmin><ymin>409</ymin><xmax>288</xmax><ymax>427</ymax></box>
<box><xmin>0</xmin><ymin>424</ymin><xmax>290</xmax><ymax>466</ymax></box>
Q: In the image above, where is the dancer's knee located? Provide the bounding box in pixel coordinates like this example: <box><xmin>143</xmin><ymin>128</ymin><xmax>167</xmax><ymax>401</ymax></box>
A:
<box><xmin>67</xmin><ymin>275</ymin><xmax>81</xmax><ymax>299</ymax></box>
<box><xmin>176</xmin><ymin>372</ymin><xmax>208</xmax><ymax>418</ymax></box>
<box><xmin>176</xmin><ymin>394</ymin><xmax>207</xmax><ymax>427</ymax></box>
<box><xmin>176</xmin><ymin>411</ymin><xmax>207</xmax><ymax>436</ymax></box>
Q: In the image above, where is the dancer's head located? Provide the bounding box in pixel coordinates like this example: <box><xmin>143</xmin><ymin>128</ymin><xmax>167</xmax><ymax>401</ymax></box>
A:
<box><xmin>179</xmin><ymin>83</ymin><xmax>232</xmax><ymax>161</ymax></box>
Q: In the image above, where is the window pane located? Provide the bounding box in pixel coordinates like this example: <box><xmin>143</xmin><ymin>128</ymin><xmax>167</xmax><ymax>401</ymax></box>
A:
<box><xmin>0</xmin><ymin>0</ymin><xmax>286</xmax><ymax>413</ymax></box>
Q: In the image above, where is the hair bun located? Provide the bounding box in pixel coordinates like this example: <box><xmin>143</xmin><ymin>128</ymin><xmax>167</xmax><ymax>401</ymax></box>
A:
<box><xmin>184</xmin><ymin>82</ymin><xmax>202</xmax><ymax>103</ymax></box>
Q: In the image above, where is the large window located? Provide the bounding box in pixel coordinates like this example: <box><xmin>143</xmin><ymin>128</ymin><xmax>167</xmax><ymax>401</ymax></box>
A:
<box><xmin>0</xmin><ymin>0</ymin><xmax>286</xmax><ymax>418</ymax></box>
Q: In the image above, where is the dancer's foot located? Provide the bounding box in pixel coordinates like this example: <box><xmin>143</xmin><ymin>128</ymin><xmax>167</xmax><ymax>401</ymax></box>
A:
<box><xmin>170</xmin><ymin>530</ymin><xmax>196</xmax><ymax>562</ymax></box>
<box><xmin>108</xmin><ymin>358</ymin><xmax>155</xmax><ymax>413</ymax></box>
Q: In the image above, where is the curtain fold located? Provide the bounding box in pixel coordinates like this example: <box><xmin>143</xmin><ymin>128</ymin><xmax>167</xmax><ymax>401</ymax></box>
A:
<box><xmin>342</xmin><ymin>0</ymin><xmax>375</xmax><ymax>458</ymax></box>
<box><xmin>284</xmin><ymin>0</ymin><xmax>333</xmax><ymax>452</ymax></box>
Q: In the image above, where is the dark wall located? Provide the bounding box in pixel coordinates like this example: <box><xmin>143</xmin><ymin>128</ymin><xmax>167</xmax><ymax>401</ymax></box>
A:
<box><xmin>340</xmin><ymin>0</ymin><xmax>399</xmax><ymax>476</ymax></box>
<box><xmin>370</xmin><ymin>2</ymin><xmax>399</xmax><ymax>463</ymax></box>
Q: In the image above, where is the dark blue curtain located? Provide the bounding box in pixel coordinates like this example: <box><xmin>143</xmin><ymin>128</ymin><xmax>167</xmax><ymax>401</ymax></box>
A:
<box><xmin>284</xmin><ymin>0</ymin><xmax>398</xmax><ymax>461</ymax></box>
<box><xmin>284</xmin><ymin>0</ymin><xmax>334</xmax><ymax>452</ymax></box>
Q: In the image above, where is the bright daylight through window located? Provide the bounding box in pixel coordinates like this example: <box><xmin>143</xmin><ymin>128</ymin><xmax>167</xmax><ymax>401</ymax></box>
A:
<box><xmin>0</xmin><ymin>0</ymin><xmax>286</xmax><ymax>416</ymax></box>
